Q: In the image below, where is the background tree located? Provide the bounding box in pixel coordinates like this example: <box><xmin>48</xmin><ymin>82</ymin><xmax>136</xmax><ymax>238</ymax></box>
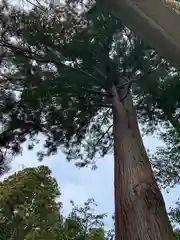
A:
<box><xmin>61</xmin><ymin>198</ymin><xmax>110</xmax><ymax>240</ymax></box>
<box><xmin>0</xmin><ymin>165</ymin><xmax>112</xmax><ymax>240</ymax></box>
<box><xmin>0</xmin><ymin>166</ymin><xmax>61</xmax><ymax>239</ymax></box>
<box><xmin>0</xmin><ymin>0</ymin><xmax>180</xmax><ymax>239</ymax></box>
<box><xmin>169</xmin><ymin>199</ymin><xmax>180</xmax><ymax>240</ymax></box>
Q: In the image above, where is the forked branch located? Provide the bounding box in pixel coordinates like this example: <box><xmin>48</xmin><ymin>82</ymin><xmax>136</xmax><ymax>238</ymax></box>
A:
<box><xmin>92</xmin><ymin>123</ymin><xmax>113</xmax><ymax>150</ymax></box>
<box><xmin>116</xmin><ymin>77</ymin><xmax>136</xmax><ymax>101</ymax></box>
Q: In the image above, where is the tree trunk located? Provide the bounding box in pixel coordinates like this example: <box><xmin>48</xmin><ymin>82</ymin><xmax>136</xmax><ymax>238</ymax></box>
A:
<box><xmin>110</xmin><ymin>85</ymin><xmax>175</xmax><ymax>240</ymax></box>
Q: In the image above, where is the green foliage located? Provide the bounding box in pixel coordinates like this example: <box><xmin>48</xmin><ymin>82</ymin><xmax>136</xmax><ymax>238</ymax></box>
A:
<box><xmin>169</xmin><ymin>199</ymin><xmax>180</xmax><ymax>239</ymax></box>
<box><xmin>150</xmin><ymin>127</ymin><xmax>180</xmax><ymax>188</ymax></box>
<box><xmin>169</xmin><ymin>199</ymin><xmax>180</xmax><ymax>226</ymax></box>
<box><xmin>0</xmin><ymin>0</ymin><xmax>180</xmax><ymax>187</ymax></box>
<box><xmin>0</xmin><ymin>166</ymin><xmax>113</xmax><ymax>239</ymax></box>
<box><xmin>60</xmin><ymin>198</ymin><xmax>110</xmax><ymax>240</ymax></box>
<box><xmin>0</xmin><ymin>1</ymin><xmax>119</xmax><ymax>168</ymax></box>
<box><xmin>88</xmin><ymin>228</ymin><xmax>105</xmax><ymax>240</ymax></box>
<box><xmin>175</xmin><ymin>230</ymin><xmax>180</xmax><ymax>240</ymax></box>
<box><xmin>0</xmin><ymin>166</ymin><xmax>61</xmax><ymax>239</ymax></box>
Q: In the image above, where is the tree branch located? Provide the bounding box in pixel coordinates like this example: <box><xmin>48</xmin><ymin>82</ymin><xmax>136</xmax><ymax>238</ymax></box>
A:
<box><xmin>92</xmin><ymin>124</ymin><xmax>113</xmax><ymax>149</ymax></box>
<box><xmin>94</xmin><ymin>67</ymin><xmax>107</xmax><ymax>79</ymax></box>
<box><xmin>0</xmin><ymin>120</ymin><xmax>44</xmax><ymax>147</ymax></box>
<box><xmin>0</xmin><ymin>43</ymin><xmax>103</xmax><ymax>89</ymax></box>
<box><xmin>116</xmin><ymin>78</ymin><xmax>135</xmax><ymax>89</ymax></box>
<box><xmin>0</xmin><ymin>75</ymin><xmax>109</xmax><ymax>97</ymax></box>
<box><xmin>83</xmin><ymin>103</ymin><xmax>112</xmax><ymax>108</ymax></box>
<box><xmin>116</xmin><ymin>76</ymin><xmax>138</xmax><ymax>101</ymax></box>
<box><xmin>118</xmin><ymin>81</ymin><xmax>134</xmax><ymax>101</ymax></box>
<box><xmin>66</xmin><ymin>86</ymin><xmax>109</xmax><ymax>97</ymax></box>
<box><xmin>24</xmin><ymin>0</ymin><xmax>46</xmax><ymax>11</ymax></box>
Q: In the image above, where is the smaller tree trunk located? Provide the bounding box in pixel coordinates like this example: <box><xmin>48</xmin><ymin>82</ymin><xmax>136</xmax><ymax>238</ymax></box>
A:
<box><xmin>110</xmin><ymin>85</ymin><xmax>175</xmax><ymax>240</ymax></box>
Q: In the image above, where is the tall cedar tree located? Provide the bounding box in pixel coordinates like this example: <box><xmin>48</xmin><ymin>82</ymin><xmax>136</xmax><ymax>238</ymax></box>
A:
<box><xmin>0</xmin><ymin>0</ymin><xmax>180</xmax><ymax>239</ymax></box>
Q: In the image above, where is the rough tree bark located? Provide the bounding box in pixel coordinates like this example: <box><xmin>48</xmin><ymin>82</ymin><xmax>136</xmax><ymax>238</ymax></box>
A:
<box><xmin>109</xmin><ymin>84</ymin><xmax>175</xmax><ymax>240</ymax></box>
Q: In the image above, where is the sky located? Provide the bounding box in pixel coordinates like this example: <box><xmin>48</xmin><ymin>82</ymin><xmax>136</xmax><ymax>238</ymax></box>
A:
<box><xmin>1</xmin><ymin>133</ymin><xmax>180</xmax><ymax>229</ymax></box>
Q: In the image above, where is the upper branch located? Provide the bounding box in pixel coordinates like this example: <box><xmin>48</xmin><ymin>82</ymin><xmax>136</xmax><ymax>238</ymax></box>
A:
<box><xmin>0</xmin><ymin>43</ymin><xmax>103</xmax><ymax>88</ymax></box>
